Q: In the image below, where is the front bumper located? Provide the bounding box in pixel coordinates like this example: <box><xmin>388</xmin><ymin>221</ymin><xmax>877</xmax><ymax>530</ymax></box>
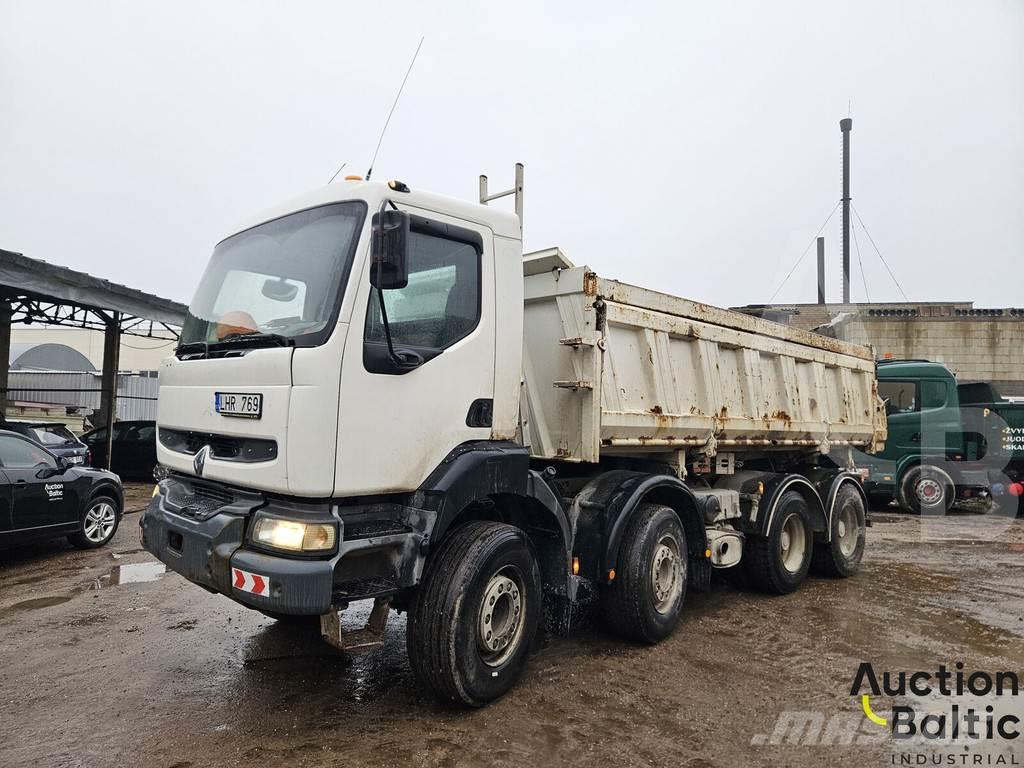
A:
<box><xmin>140</xmin><ymin>475</ymin><xmax>430</xmax><ymax>616</ymax></box>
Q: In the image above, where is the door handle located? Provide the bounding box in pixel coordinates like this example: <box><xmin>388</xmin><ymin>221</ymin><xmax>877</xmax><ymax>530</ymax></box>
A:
<box><xmin>15</xmin><ymin>479</ymin><xmax>26</xmax><ymax>484</ymax></box>
<box><xmin>909</xmin><ymin>433</ymin><xmax>921</xmax><ymax>443</ymax></box>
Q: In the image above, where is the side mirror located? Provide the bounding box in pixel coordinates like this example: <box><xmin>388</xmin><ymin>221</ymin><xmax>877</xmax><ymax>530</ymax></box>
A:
<box><xmin>370</xmin><ymin>208</ymin><xmax>410</xmax><ymax>290</ymax></box>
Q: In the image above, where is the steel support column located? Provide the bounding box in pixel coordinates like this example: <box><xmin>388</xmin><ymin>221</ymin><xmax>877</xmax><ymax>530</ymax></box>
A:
<box><xmin>0</xmin><ymin>300</ymin><xmax>10</xmax><ymax>418</ymax></box>
<box><xmin>99</xmin><ymin>312</ymin><xmax>121</xmax><ymax>471</ymax></box>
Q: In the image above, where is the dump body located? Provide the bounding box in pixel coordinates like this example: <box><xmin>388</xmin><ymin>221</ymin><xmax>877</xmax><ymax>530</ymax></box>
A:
<box><xmin>522</xmin><ymin>249</ymin><xmax>886</xmax><ymax>462</ymax></box>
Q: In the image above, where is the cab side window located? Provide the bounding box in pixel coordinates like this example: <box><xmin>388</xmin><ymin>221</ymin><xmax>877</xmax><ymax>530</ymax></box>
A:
<box><xmin>365</xmin><ymin>229</ymin><xmax>480</xmax><ymax>350</ymax></box>
<box><xmin>0</xmin><ymin>435</ymin><xmax>57</xmax><ymax>469</ymax></box>
<box><xmin>919</xmin><ymin>380</ymin><xmax>948</xmax><ymax>410</ymax></box>
<box><xmin>879</xmin><ymin>381</ymin><xmax>917</xmax><ymax>415</ymax></box>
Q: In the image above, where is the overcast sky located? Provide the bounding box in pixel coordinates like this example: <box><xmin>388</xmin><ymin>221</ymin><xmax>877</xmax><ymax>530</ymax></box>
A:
<box><xmin>2</xmin><ymin>1</ymin><xmax>1022</xmax><ymax>310</ymax></box>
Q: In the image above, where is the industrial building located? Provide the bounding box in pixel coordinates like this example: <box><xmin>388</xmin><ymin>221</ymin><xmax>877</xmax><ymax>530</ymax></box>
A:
<box><xmin>737</xmin><ymin>301</ymin><xmax>1024</xmax><ymax>397</ymax></box>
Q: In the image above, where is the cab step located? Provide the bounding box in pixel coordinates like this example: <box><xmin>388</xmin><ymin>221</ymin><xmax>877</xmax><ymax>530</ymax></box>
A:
<box><xmin>319</xmin><ymin>597</ymin><xmax>391</xmax><ymax>653</ymax></box>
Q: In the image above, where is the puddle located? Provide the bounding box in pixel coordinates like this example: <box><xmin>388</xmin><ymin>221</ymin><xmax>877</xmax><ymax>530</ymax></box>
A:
<box><xmin>0</xmin><ymin>595</ymin><xmax>72</xmax><ymax>616</ymax></box>
<box><xmin>109</xmin><ymin>562</ymin><xmax>166</xmax><ymax>585</ymax></box>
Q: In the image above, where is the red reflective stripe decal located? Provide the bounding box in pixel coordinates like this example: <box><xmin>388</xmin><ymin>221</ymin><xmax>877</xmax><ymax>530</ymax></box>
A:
<box><xmin>231</xmin><ymin>567</ymin><xmax>270</xmax><ymax>597</ymax></box>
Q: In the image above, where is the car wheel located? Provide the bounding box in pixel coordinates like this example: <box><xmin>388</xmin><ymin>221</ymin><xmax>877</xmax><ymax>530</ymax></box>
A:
<box><xmin>69</xmin><ymin>495</ymin><xmax>120</xmax><ymax>549</ymax></box>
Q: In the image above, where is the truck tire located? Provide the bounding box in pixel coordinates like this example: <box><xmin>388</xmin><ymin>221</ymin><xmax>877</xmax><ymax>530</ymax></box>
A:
<box><xmin>898</xmin><ymin>465</ymin><xmax>954</xmax><ymax>515</ymax></box>
<box><xmin>743</xmin><ymin>490</ymin><xmax>812</xmax><ymax>594</ymax></box>
<box><xmin>407</xmin><ymin>520</ymin><xmax>541</xmax><ymax>707</ymax></box>
<box><xmin>811</xmin><ymin>485</ymin><xmax>866</xmax><ymax>577</ymax></box>
<box><xmin>602</xmin><ymin>504</ymin><xmax>687</xmax><ymax>643</ymax></box>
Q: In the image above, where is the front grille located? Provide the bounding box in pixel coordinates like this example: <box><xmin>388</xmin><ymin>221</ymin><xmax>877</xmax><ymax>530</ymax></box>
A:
<box><xmin>159</xmin><ymin>428</ymin><xmax>277</xmax><ymax>463</ymax></box>
<box><xmin>166</xmin><ymin>482</ymin><xmax>235</xmax><ymax>521</ymax></box>
<box><xmin>345</xmin><ymin>520</ymin><xmax>413</xmax><ymax>539</ymax></box>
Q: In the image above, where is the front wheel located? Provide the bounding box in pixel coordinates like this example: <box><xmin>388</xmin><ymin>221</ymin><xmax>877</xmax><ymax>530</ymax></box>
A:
<box><xmin>898</xmin><ymin>465</ymin><xmax>954</xmax><ymax>515</ymax></box>
<box><xmin>407</xmin><ymin>521</ymin><xmax>541</xmax><ymax>707</ymax></box>
<box><xmin>602</xmin><ymin>504</ymin><xmax>688</xmax><ymax>643</ymax></box>
<box><xmin>69</xmin><ymin>495</ymin><xmax>120</xmax><ymax>549</ymax></box>
<box><xmin>743</xmin><ymin>490</ymin><xmax>813</xmax><ymax>594</ymax></box>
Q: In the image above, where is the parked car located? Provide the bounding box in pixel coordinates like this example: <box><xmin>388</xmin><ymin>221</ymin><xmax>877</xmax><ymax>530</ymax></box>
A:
<box><xmin>81</xmin><ymin>420</ymin><xmax>158</xmax><ymax>480</ymax></box>
<box><xmin>0</xmin><ymin>429</ymin><xmax>123</xmax><ymax>549</ymax></box>
<box><xmin>1</xmin><ymin>421</ymin><xmax>90</xmax><ymax>466</ymax></box>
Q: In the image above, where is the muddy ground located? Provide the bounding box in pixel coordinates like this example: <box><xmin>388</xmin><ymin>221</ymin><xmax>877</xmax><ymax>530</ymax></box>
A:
<box><xmin>1</xmin><ymin>486</ymin><xmax>1021</xmax><ymax>768</ymax></box>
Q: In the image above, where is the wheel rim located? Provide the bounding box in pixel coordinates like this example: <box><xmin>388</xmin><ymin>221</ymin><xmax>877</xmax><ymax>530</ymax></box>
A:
<box><xmin>650</xmin><ymin>534</ymin><xmax>683</xmax><ymax>614</ymax></box>
<box><xmin>915</xmin><ymin>477</ymin><xmax>944</xmax><ymax>507</ymax></box>
<box><xmin>84</xmin><ymin>502</ymin><xmax>116</xmax><ymax>543</ymax></box>
<box><xmin>477</xmin><ymin>565</ymin><xmax>526</xmax><ymax>667</ymax></box>
<box><xmin>779</xmin><ymin>512</ymin><xmax>807</xmax><ymax>573</ymax></box>
<box><xmin>836</xmin><ymin>504</ymin><xmax>860</xmax><ymax>557</ymax></box>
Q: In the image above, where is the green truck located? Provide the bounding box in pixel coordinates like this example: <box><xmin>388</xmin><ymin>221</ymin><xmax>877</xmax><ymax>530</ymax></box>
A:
<box><xmin>859</xmin><ymin>360</ymin><xmax>1024</xmax><ymax>514</ymax></box>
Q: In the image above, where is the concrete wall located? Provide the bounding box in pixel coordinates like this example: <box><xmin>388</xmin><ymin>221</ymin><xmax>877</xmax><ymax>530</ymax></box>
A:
<box><xmin>834</xmin><ymin>315</ymin><xmax>1024</xmax><ymax>396</ymax></box>
<box><xmin>736</xmin><ymin>302</ymin><xmax>1024</xmax><ymax>398</ymax></box>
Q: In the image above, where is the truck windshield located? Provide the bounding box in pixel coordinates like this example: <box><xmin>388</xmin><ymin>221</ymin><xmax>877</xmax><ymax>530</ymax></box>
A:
<box><xmin>180</xmin><ymin>202</ymin><xmax>366</xmax><ymax>348</ymax></box>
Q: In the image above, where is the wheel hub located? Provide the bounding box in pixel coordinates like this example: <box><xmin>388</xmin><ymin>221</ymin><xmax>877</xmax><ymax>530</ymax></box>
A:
<box><xmin>837</xmin><ymin>504</ymin><xmax>860</xmax><ymax>557</ymax></box>
<box><xmin>915</xmin><ymin>478</ymin><xmax>943</xmax><ymax>506</ymax></box>
<box><xmin>650</xmin><ymin>536</ymin><xmax>682</xmax><ymax>614</ymax></box>
<box><xmin>477</xmin><ymin>568</ymin><xmax>524</xmax><ymax>667</ymax></box>
<box><xmin>779</xmin><ymin>512</ymin><xmax>807</xmax><ymax>574</ymax></box>
<box><xmin>84</xmin><ymin>502</ymin><xmax>116</xmax><ymax>543</ymax></box>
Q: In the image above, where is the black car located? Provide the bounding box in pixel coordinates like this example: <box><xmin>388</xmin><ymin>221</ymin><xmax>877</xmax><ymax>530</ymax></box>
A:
<box><xmin>81</xmin><ymin>420</ymin><xmax>158</xmax><ymax>480</ymax></box>
<box><xmin>0</xmin><ymin>430</ymin><xmax>123</xmax><ymax>549</ymax></box>
<box><xmin>2</xmin><ymin>421</ymin><xmax>91</xmax><ymax>466</ymax></box>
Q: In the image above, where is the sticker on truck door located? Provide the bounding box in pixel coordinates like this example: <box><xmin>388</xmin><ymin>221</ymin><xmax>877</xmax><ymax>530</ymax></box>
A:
<box><xmin>232</xmin><ymin>567</ymin><xmax>270</xmax><ymax>597</ymax></box>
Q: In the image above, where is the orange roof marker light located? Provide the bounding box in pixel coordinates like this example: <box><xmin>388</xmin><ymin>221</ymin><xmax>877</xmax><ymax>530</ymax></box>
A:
<box><xmin>344</xmin><ymin>175</ymin><xmax>363</xmax><ymax>181</ymax></box>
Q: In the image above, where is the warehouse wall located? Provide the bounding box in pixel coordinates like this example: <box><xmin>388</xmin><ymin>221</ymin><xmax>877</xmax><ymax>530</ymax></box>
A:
<box><xmin>736</xmin><ymin>303</ymin><xmax>1024</xmax><ymax>398</ymax></box>
<box><xmin>835</xmin><ymin>315</ymin><xmax>1024</xmax><ymax>397</ymax></box>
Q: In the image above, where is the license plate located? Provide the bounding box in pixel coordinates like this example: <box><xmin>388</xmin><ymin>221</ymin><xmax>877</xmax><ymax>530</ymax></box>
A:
<box><xmin>215</xmin><ymin>392</ymin><xmax>262</xmax><ymax>419</ymax></box>
<box><xmin>67</xmin><ymin>456</ymin><xmax>84</xmax><ymax>465</ymax></box>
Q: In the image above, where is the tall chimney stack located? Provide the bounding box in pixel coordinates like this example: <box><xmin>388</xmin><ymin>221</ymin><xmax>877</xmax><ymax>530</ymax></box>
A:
<box><xmin>840</xmin><ymin>117</ymin><xmax>852</xmax><ymax>304</ymax></box>
<box><xmin>816</xmin><ymin>237</ymin><xmax>826</xmax><ymax>304</ymax></box>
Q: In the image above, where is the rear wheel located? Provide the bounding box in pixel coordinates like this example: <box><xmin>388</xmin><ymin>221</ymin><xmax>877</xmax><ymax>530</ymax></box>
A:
<box><xmin>811</xmin><ymin>484</ymin><xmax>866</xmax><ymax>577</ymax></box>
<box><xmin>603</xmin><ymin>504</ymin><xmax>688</xmax><ymax>643</ymax></box>
<box><xmin>898</xmin><ymin>465</ymin><xmax>954</xmax><ymax>515</ymax></box>
<box><xmin>69</xmin><ymin>495</ymin><xmax>120</xmax><ymax>549</ymax></box>
<box><xmin>743</xmin><ymin>490</ymin><xmax>812</xmax><ymax>594</ymax></box>
<box><xmin>407</xmin><ymin>521</ymin><xmax>541</xmax><ymax>707</ymax></box>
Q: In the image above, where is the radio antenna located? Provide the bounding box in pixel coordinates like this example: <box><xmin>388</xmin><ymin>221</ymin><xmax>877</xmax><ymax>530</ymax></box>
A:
<box><xmin>327</xmin><ymin>162</ymin><xmax>347</xmax><ymax>184</ymax></box>
<box><xmin>365</xmin><ymin>36</ymin><xmax>424</xmax><ymax>181</ymax></box>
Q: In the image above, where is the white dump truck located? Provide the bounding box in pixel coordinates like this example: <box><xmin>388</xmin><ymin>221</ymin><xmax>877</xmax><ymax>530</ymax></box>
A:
<box><xmin>142</xmin><ymin>170</ymin><xmax>886</xmax><ymax>706</ymax></box>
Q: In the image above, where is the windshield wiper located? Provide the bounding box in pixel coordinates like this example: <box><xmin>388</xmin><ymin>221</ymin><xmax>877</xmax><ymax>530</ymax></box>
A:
<box><xmin>209</xmin><ymin>332</ymin><xmax>296</xmax><ymax>349</ymax></box>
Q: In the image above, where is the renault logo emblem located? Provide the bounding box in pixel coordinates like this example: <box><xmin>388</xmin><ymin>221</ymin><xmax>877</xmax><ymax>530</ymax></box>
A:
<box><xmin>193</xmin><ymin>445</ymin><xmax>210</xmax><ymax>477</ymax></box>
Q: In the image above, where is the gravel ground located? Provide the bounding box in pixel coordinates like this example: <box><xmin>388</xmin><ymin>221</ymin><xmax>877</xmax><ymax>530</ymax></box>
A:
<box><xmin>0</xmin><ymin>487</ymin><xmax>1021</xmax><ymax>768</ymax></box>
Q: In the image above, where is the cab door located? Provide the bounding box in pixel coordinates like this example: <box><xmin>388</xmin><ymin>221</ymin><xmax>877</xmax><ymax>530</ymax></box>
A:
<box><xmin>0</xmin><ymin>435</ymin><xmax>79</xmax><ymax>531</ymax></box>
<box><xmin>335</xmin><ymin>208</ymin><xmax>496</xmax><ymax>495</ymax></box>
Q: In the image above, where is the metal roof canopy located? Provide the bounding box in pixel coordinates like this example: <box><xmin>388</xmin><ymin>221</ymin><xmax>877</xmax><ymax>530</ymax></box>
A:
<box><xmin>0</xmin><ymin>248</ymin><xmax>188</xmax><ymax>473</ymax></box>
<box><xmin>0</xmin><ymin>248</ymin><xmax>186</xmax><ymax>336</ymax></box>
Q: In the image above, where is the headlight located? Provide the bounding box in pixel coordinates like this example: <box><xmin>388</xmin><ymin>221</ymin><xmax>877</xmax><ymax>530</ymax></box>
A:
<box><xmin>251</xmin><ymin>516</ymin><xmax>337</xmax><ymax>553</ymax></box>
